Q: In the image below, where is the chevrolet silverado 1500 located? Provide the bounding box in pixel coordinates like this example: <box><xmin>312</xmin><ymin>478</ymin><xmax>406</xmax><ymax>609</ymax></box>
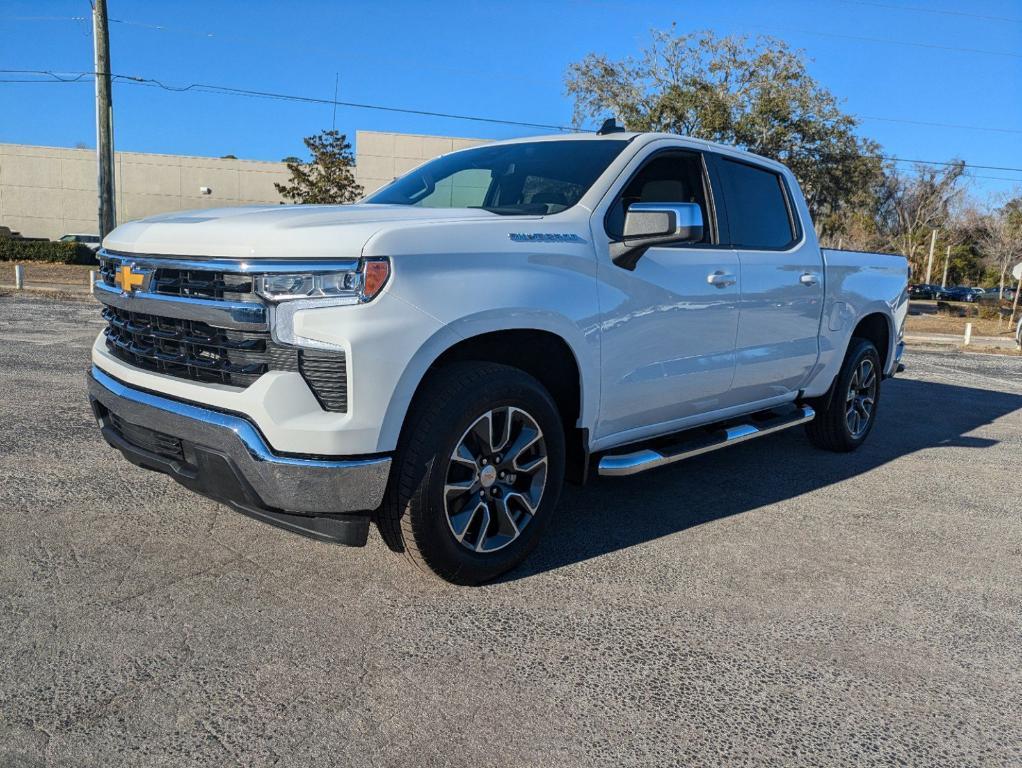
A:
<box><xmin>88</xmin><ymin>130</ymin><xmax>908</xmax><ymax>584</ymax></box>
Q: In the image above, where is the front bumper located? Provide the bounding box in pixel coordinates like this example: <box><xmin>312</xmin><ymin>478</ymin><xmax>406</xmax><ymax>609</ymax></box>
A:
<box><xmin>87</xmin><ymin>366</ymin><xmax>391</xmax><ymax>546</ymax></box>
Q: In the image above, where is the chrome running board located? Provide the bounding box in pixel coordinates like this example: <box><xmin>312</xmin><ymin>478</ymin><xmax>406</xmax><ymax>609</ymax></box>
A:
<box><xmin>597</xmin><ymin>405</ymin><xmax>816</xmax><ymax>477</ymax></box>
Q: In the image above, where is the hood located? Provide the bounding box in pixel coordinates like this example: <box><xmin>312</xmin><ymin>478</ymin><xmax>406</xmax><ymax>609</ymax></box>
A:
<box><xmin>102</xmin><ymin>204</ymin><xmax>506</xmax><ymax>259</ymax></box>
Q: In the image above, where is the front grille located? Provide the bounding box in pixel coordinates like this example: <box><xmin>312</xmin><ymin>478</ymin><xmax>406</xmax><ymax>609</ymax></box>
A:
<box><xmin>154</xmin><ymin>267</ymin><xmax>257</xmax><ymax>302</ymax></box>
<box><xmin>98</xmin><ymin>260</ymin><xmax>257</xmax><ymax>302</ymax></box>
<box><xmin>108</xmin><ymin>412</ymin><xmax>185</xmax><ymax>462</ymax></box>
<box><xmin>102</xmin><ymin>306</ymin><xmax>348</xmax><ymax>410</ymax></box>
<box><xmin>103</xmin><ymin>305</ymin><xmax>294</xmax><ymax>387</ymax></box>
<box><xmin>99</xmin><ymin>252</ymin><xmax>349</xmax><ymax>411</ymax></box>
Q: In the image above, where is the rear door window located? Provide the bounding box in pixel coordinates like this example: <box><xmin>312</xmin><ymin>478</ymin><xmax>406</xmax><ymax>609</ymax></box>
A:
<box><xmin>717</xmin><ymin>159</ymin><xmax>796</xmax><ymax>249</ymax></box>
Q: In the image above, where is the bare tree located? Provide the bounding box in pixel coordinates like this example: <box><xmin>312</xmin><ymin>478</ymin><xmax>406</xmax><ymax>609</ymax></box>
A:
<box><xmin>877</xmin><ymin>162</ymin><xmax>966</xmax><ymax>275</ymax></box>
<box><xmin>976</xmin><ymin>195</ymin><xmax>1022</xmax><ymax>299</ymax></box>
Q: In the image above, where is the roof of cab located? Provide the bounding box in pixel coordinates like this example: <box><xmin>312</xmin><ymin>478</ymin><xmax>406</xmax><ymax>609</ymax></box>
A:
<box><xmin>474</xmin><ymin>131</ymin><xmax>790</xmax><ymax>175</ymax></box>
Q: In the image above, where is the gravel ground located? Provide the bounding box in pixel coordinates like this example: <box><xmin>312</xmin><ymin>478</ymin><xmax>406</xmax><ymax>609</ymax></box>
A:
<box><xmin>1</xmin><ymin>294</ymin><xmax>1020</xmax><ymax>767</ymax></box>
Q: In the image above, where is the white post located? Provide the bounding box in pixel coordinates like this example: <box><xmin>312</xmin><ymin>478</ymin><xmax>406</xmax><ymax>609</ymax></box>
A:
<box><xmin>89</xmin><ymin>270</ymin><xmax>97</xmax><ymax>294</ymax></box>
<box><xmin>837</xmin><ymin>237</ymin><xmax>844</xmax><ymax>250</ymax></box>
<box><xmin>941</xmin><ymin>245</ymin><xmax>950</xmax><ymax>289</ymax></box>
<box><xmin>924</xmin><ymin>228</ymin><xmax>938</xmax><ymax>285</ymax></box>
<box><xmin>14</xmin><ymin>264</ymin><xmax>25</xmax><ymax>289</ymax></box>
<box><xmin>964</xmin><ymin>323</ymin><xmax>973</xmax><ymax>346</ymax></box>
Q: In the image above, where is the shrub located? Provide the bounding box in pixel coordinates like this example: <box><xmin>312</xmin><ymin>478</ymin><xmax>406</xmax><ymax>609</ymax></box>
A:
<box><xmin>0</xmin><ymin>239</ymin><xmax>97</xmax><ymax>265</ymax></box>
<box><xmin>936</xmin><ymin>301</ymin><xmax>969</xmax><ymax>317</ymax></box>
<box><xmin>977</xmin><ymin>304</ymin><xmax>1004</xmax><ymax>321</ymax></box>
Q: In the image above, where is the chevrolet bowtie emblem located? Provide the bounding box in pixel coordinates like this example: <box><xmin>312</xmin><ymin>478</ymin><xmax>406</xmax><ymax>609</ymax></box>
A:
<box><xmin>115</xmin><ymin>264</ymin><xmax>146</xmax><ymax>293</ymax></box>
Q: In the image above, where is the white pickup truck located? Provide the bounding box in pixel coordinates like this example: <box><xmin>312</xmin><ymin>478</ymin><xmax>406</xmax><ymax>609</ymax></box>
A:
<box><xmin>88</xmin><ymin>130</ymin><xmax>908</xmax><ymax>584</ymax></box>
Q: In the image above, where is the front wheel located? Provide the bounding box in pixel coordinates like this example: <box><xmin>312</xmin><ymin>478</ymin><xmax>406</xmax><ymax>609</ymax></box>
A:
<box><xmin>378</xmin><ymin>362</ymin><xmax>565</xmax><ymax>585</ymax></box>
<box><xmin>805</xmin><ymin>337</ymin><xmax>882</xmax><ymax>452</ymax></box>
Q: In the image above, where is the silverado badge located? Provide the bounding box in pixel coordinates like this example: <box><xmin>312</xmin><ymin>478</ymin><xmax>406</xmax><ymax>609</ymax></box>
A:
<box><xmin>508</xmin><ymin>233</ymin><xmax>586</xmax><ymax>244</ymax></box>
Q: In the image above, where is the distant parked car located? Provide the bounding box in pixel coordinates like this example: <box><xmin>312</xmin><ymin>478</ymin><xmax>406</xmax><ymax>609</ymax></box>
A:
<box><xmin>983</xmin><ymin>287</ymin><xmax>1019</xmax><ymax>302</ymax></box>
<box><xmin>936</xmin><ymin>286</ymin><xmax>982</xmax><ymax>303</ymax></box>
<box><xmin>59</xmin><ymin>233</ymin><xmax>101</xmax><ymax>252</ymax></box>
<box><xmin>935</xmin><ymin>286</ymin><xmax>965</xmax><ymax>301</ymax></box>
<box><xmin>908</xmin><ymin>283</ymin><xmax>941</xmax><ymax>299</ymax></box>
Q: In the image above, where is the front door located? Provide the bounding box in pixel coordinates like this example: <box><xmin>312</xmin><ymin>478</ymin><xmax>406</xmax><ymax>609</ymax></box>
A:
<box><xmin>593</xmin><ymin>149</ymin><xmax>740</xmax><ymax>446</ymax></box>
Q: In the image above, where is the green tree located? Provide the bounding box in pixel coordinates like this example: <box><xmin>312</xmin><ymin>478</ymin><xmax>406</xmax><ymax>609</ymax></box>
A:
<box><xmin>275</xmin><ymin>130</ymin><xmax>363</xmax><ymax>204</ymax></box>
<box><xmin>565</xmin><ymin>28</ymin><xmax>885</xmax><ymax>221</ymax></box>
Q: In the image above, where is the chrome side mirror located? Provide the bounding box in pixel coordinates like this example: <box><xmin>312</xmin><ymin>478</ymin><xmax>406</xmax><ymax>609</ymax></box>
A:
<box><xmin>611</xmin><ymin>202</ymin><xmax>705</xmax><ymax>270</ymax></box>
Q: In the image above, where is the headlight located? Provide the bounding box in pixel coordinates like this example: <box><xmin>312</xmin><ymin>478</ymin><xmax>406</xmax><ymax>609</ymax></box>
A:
<box><xmin>255</xmin><ymin>258</ymin><xmax>390</xmax><ymax>303</ymax></box>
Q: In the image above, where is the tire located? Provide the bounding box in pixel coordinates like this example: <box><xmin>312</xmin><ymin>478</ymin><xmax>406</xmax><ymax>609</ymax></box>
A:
<box><xmin>805</xmin><ymin>337</ymin><xmax>882</xmax><ymax>453</ymax></box>
<box><xmin>378</xmin><ymin>362</ymin><xmax>565</xmax><ymax>585</ymax></box>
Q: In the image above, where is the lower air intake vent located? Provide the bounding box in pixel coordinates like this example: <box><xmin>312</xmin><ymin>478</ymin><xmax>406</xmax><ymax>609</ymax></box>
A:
<box><xmin>299</xmin><ymin>350</ymin><xmax>348</xmax><ymax>413</ymax></box>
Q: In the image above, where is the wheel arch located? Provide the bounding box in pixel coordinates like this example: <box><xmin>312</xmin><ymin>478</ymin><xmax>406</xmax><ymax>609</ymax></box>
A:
<box><xmin>850</xmin><ymin>311</ymin><xmax>893</xmax><ymax>372</ymax></box>
<box><xmin>378</xmin><ymin>314</ymin><xmax>596</xmax><ymax>482</ymax></box>
<box><xmin>806</xmin><ymin>307</ymin><xmax>894</xmax><ymax>411</ymax></box>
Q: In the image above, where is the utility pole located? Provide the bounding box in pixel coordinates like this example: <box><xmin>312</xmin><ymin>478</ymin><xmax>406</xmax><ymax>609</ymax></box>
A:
<box><xmin>93</xmin><ymin>0</ymin><xmax>116</xmax><ymax>238</ymax></box>
<box><xmin>941</xmin><ymin>244</ymin><xmax>951</xmax><ymax>288</ymax></box>
<box><xmin>331</xmin><ymin>72</ymin><xmax>339</xmax><ymax>131</ymax></box>
<box><xmin>924</xmin><ymin>228</ymin><xmax>937</xmax><ymax>285</ymax></box>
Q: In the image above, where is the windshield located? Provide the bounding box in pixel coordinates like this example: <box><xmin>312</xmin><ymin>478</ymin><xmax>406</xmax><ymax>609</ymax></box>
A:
<box><xmin>364</xmin><ymin>139</ymin><xmax>629</xmax><ymax>215</ymax></box>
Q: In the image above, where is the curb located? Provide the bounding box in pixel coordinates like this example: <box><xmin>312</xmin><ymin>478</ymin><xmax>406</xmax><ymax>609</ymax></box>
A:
<box><xmin>0</xmin><ymin>285</ymin><xmax>96</xmax><ymax>302</ymax></box>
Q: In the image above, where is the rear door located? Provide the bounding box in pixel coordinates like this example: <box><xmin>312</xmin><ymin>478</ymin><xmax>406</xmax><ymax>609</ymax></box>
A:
<box><xmin>713</xmin><ymin>155</ymin><xmax>824</xmax><ymax>404</ymax></box>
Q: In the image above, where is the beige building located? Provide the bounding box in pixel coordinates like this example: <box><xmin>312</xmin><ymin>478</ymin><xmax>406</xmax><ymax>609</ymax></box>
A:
<box><xmin>0</xmin><ymin>130</ymin><xmax>487</xmax><ymax>240</ymax></box>
<box><xmin>354</xmin><ymin>130</ymin><xmax>487</xmax><ymax>198</ymax></box>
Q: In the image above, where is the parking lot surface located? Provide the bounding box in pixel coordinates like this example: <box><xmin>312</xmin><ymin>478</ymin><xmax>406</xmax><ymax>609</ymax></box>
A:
<box><xmin>2</xmin><ymin>294</ymin><xmax>1020</xmax><ymax>767</ymax></box>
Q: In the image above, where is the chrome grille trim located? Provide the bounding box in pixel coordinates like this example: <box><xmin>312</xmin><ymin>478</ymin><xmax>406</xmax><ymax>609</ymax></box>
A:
<box><xmin>99</xmin><ymin>249</ymin><xmax>360</xmax><ymax>275</ymax></box>
<box><xmin>95</xmin><ymin>281</ymin><xmax>268</xmax><ymax>331</ymax></box>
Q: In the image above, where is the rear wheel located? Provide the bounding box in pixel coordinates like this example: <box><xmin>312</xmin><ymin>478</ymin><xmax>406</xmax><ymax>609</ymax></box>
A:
<box><xmin>805</xmin><ymin>337</ymin><xmax>881</xmax><ymax>452</ymax></box>
<box><xmin>378</xmin><ymin>362</ymin><xmax>565</xmax><ymax>585</ymax></box>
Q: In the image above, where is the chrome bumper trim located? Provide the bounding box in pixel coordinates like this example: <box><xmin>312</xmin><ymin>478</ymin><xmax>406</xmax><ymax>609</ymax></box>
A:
<box><xmin>94</xmin><ymin>280</ymin><xmax>268</xmax><ymax>331</ymax></box>
<box><xmin>88</xmin><ymin>365</ymin><xmax>390</xmax><ymax>514</ymax></box>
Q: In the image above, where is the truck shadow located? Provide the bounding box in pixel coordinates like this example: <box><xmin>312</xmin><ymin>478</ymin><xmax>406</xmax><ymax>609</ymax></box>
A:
<box><xmin>502</xmin><ymin>377</ymin><xmax>1022</xmax><ymax>582</ymax></box>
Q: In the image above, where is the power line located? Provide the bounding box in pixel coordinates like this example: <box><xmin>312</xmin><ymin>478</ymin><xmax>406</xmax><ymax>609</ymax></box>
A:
<box><xmin>0</xmin><ymin>15</ymin><xmax>88</xmax><ymax>22</ymax></box>
<box><xmin>0</xmin><ymin>69</ymin><xmax>91</xmax><ymax>82</ymax></box>
<box><xmin>14</xmin><ymin>10</ymin><xmax>1022</xmax><ymax>57</ymax></box>
<box><xmin>0</xmin><ymin>13</ymin><xmax>554</xmax><ymax>91</ymax></box>
<box><xmin>0</xmin><ymin>78</ymin><xmax>87</xmax><ymax>83</ymax></box>
<box><xmin>117</xmin><ymin>75</ymin><xmax>575</xmax><ymax>132</ymax></box>
<box><xmin>772</xmin><ymin>25</ymin><xmax>1022</xmax><ymax>58</ymax></box>
<box><xmin>17</xmin><ymin>71</ymin><xmax>1016</xmax><ymax>137</ymax></box>
<box><xmin>858</xmin><ymin>114</ymin><xmax>1022</xmax><ymax>136</ymax></box>
<box><xmin>835</xmin><ymin>0</ymin><xmax>1022</xmax><ymax>24</ymax></box>
<box><xmin>882</xmin><ymin>157</ymin><xmax>1022</xmax><ymax>173</ymax></box>
<box><xmin>3</xmin><ymin>69</ymin><xmax>1021</xmax><ymax>179</ymax></box>
<box><xmin>0</xmin><ymin>69</ymin><xmax>573</xmax><ymax>131</ymax></box>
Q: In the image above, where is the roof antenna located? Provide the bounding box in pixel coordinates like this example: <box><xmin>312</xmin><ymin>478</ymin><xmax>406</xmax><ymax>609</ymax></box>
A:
<box><xmin>597</xmin><ymin>118</ymin><xmax>626</xmax><ymax>135</ymax></box>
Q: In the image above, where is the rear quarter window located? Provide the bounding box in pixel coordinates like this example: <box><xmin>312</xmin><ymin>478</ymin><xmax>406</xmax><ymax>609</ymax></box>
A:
<box><xmin>718</xmin><ymin>159</ymin><xmax>796</xmax><ymax>249</ymax></box>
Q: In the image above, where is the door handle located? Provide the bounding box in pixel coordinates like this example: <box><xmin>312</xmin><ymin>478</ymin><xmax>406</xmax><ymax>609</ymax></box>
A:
<box><xmin>707</xmin><ymin>271</ymin><xmax>737</xmax><ymax>288</ymax></box>
<box><xmin>799</xmin><ymin>272</ymin><xmax>819</xmax><ymax>286</ymax></box>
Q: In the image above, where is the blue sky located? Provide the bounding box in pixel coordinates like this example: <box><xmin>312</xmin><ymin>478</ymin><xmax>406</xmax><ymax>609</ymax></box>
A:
<box><xmin>2</xmin><ymin>0</ymin><xmax>1020</xmax><ymax>198</ymax></box>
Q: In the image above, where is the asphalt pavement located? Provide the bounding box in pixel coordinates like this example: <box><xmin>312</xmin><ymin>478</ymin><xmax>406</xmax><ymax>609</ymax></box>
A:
<box><xmin>1</xmin><ymin>294</ymin><xmax>1020</xmax><ymax>767</ymax></box>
